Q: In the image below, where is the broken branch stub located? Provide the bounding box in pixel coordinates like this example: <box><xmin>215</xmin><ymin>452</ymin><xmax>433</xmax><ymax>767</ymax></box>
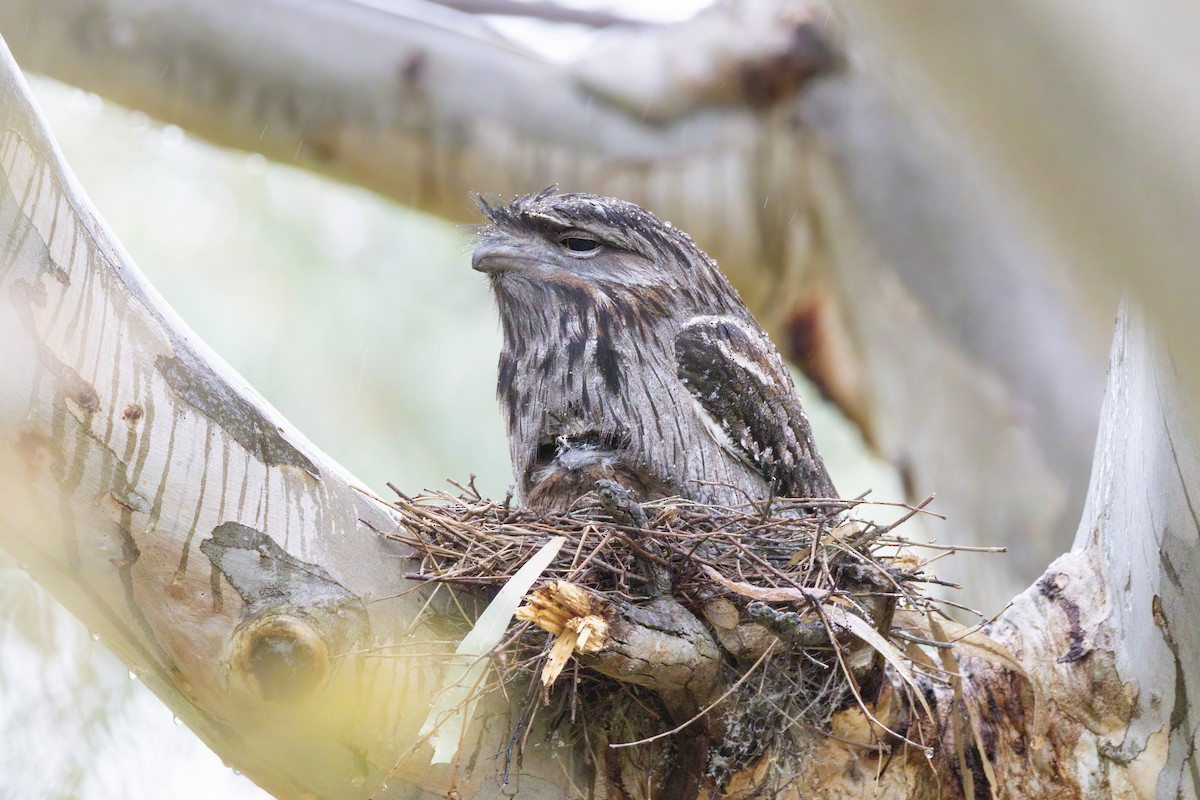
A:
<box><xmin>516</xmin><ymin>580</ymin><xmax>610</xmax><ymax>685</ymax></box>
<box><xmin>199</xmin><ymin>522</ymin><xmax>369</xmax><ymax>704</ymax></box>
<box><xmin>516</xmin><ymin>579</ymin><xmax>724</xmax><ymax>701</ymax></box>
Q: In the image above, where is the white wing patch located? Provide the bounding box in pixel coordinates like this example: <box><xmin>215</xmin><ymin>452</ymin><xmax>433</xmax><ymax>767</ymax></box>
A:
<box><xmin>686</xmin><ymin>315</ymin><xmax>775</xmax><ymax>386</ymax></box>
<box><xmin>686</xmin><ymin>387</ymin><xmax>760</xmax><ymax>472</ymax></box>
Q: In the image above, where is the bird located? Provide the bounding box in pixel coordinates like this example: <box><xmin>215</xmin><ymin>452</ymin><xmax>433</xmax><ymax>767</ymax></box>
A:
<box><xmin>473</xmin><ymin>188</ymin><xmax>836</xmax><ymax>514</ymax></box>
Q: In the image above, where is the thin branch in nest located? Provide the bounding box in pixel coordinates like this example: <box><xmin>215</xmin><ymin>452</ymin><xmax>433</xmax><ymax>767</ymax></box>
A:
<box><xmin>608</xmin><ymin>643</ymin><xmax>779</xmax><ymax>750</ymax></box>
<box><xmin>879</xmin><ymin>492</ymin><xmax>940</xmax><ymax>533</ymax></box>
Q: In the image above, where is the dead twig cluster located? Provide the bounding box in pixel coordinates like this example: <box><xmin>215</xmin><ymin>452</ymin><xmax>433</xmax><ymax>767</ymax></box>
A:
<box><xmin>389</xmin><ymin>483</ymin><xmax>947</xmax><ymax>604</ymax></box>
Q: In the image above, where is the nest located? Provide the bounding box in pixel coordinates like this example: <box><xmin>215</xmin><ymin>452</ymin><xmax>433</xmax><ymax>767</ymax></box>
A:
<box><xmin>381</xmin><ymin>477</ymin><xmax>983</xmax><ymax>789</ymax></box>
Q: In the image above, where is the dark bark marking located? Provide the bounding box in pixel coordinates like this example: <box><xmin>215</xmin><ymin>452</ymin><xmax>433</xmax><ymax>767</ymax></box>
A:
<box><xmin>784</xmin><ymin>299</ymin><xmax>836</xmax><ymax>404</ymax></box>
<box><xmin>1160</xmin><ymin>405</ymin><xmax>1200</xmax><ymax>540</ymax></box>
<box><xmin>156</xmin><ymin>352</ymin><xmax>319</xmax><ymax>477</ymax></box>
<box><xmin>1159</xmin><ymin>543</ymin><xmax>1182</xmax><ymax>590</ymax></box>
<box><xmin>398</xmin><ymin>49</ymin><xmax>427</xmax><ymax>91</ymax></box>
<box><xmin>67</xmin><ymin>381</ymin><xmax>98</xmax><ymax>416</ymax></box>
<box><xmin>1169</xmin><ymin>643</ymin><xmax>1200</xmax><ymax>795</ymax></box>
<box><xmin>175</xmin><ymin>424</ymin><xmax>214</xmax><ymax>582</ymax></box>
<box><xmin>738</xmin><ymin>22</ymin><xmax>840</xmax><ymax>108</ymax></box>
<box><xmin>1037</xmin><ymin>572</ymin><xmax>1090</xmax><ymax>663</ymax></box>
<box><xmin>1152</xmin><ymin>592</ymin><xmax>1200</xmax><ymax>795</ymax></box>
<box><xmin>210</xmin><ymin>561</ymin><xmax>224</xmax><ymax>614</ymax></box>
<box><xmin>304</xmin><ymin>134</ymin><xmax>337</xmax><ymax>164</ymax></box>
<box><xmin>963</xmin><ymin>740</ymin><xmax>991</xmax><ymax>799</ymax></box>
<box><xmin>200</xmin><ymin>522</ymin><xmax>362</xmax><ymax>620</ymax></box>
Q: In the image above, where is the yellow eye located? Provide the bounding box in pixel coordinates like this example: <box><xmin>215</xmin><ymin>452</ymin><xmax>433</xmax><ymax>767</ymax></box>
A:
<box><xmin>561</xmin><ymin>236</ymin><xmax>600</xmax><ymax>253</ymax></box>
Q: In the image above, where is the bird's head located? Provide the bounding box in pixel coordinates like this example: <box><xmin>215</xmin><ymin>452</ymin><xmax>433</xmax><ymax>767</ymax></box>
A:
<box><xmin>473</xmin><ymin>188</ymin><xmax>726</xmax><ymax>302</ymax></box>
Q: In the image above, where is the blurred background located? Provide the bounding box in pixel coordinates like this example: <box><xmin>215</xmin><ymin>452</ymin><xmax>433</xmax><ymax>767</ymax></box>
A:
<box><xmin>0</xmin><ymin>67</ymin><xmax>902</xmax><ymax>798</ymax></box>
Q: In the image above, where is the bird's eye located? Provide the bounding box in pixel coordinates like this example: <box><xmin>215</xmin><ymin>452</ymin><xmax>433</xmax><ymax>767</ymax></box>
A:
<box><xmin>560</xmin><ymin>235</ymin><xmax>601</xmax><ymax>255</ymax></box>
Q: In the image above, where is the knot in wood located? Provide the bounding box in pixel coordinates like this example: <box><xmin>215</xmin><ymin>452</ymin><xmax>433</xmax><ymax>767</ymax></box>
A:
<box><xmin>231</xmin><ymin>613</ymin><xmax>330</xmax><ymax>703</ymax></box>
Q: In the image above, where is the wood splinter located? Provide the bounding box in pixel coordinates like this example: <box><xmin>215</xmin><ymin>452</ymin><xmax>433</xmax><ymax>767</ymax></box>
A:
<box><xmin>516</xmin><ymin>580</ymin><xmax>611</xmax><ymax>685</ymax></box>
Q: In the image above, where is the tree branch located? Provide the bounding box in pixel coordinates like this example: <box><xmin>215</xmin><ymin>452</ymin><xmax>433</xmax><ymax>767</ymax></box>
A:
<box><xmin>965</xmin><ymin>301</ymin><xmax>1200</xmax><ymax>796</ymax></box>
<box><xmin>427</xmin><ymin>0</ymin><xmax>651</xmax><ymax>28</ymax></box>
<box><xmin>0</xmin><ymin>35</ymin><xmax>570</xmax><ymax>799</ymax></box>
<box><xmin>0</xmin><ymin>5</ymin><xmax>1195</xmax><ymax>789</ymax></box>
<box><xmin>839</xmin><ymin>0</ymin><xmax>1200</xmax><ymax>391</ymax></box>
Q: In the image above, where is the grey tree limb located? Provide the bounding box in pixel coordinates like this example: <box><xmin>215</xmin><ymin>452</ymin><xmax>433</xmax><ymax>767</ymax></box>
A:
<box><xmin>978</xmin><ymin>303</ymin><xmax>1200</xmax><ymax>797</ymax></box>
<box><xmin>839</xmin><ymin>0</ymin><xmax>1200</xmax><ymax>386</ymax></box>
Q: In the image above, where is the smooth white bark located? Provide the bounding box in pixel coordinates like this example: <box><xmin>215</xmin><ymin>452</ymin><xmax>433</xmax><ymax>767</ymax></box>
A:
<box><xmin>1074</xmin><ymin>306</ymin><xmax>1200</xmax><ymax>797</ymax></box>
<box><xmin>979</xmin><ymin>304</ymin><xmax>1200</xmax><ymax>798</ymax></box>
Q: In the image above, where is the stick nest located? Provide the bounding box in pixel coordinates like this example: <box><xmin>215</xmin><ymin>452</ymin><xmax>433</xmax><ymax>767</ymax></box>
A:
<box><xmin>383</xmin><ymin>478</ymin><xmax>978</xmax><ymax>787</ymax></box>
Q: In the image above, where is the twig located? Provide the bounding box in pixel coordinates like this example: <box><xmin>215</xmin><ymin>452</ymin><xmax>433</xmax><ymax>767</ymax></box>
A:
<box><xmin>608</xmin><ymin>643</ymin><xmax>778</xmax><ymax>749</ymax></box>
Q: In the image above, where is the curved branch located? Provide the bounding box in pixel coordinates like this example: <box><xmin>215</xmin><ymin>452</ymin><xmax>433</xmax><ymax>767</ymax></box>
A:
<box><xmin>0</xmin><ymin>36</ymin><xmax>570</xmax><ymax>799</ymax></box>
<box><xmin>0</xmin><ymin>0</ymin><xmax>821</xmax><ymax>227</ymax></box>
<box><xmin>965</xmin><ymin>302</ymin><xmax>1200</xmax><ymax>796</ymax></box>
<box><xmin>839</xmin><ymin>1</ymin><xmax>1200</xmax><ymax>389</ymax></box>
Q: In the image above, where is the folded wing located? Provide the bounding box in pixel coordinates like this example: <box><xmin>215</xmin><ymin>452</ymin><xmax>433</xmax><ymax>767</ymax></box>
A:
<box><xmin>675</xmin><ymin>316</ymin><xmax>837</xmax><ymax>500</ymax></box>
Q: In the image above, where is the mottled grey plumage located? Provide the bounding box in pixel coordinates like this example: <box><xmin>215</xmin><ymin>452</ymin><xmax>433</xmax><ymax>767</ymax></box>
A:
<box><xmin>473</xmin><ymin>188</ymin><xmax>836</xmax><ymax>513</ymax></box>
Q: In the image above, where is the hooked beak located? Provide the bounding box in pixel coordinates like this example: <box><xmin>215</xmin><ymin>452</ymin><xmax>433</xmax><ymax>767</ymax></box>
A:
<box><xmin>471</xmin><ymin>239</ymin><xmax>537</xmax><ymax>275</ymax></box>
